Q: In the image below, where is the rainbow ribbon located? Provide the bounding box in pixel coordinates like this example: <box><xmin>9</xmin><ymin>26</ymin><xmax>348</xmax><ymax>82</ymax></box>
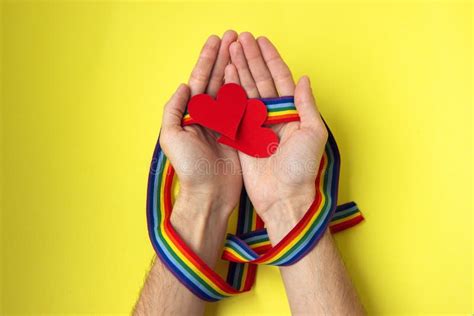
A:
<box><xmin>147</xmin><ymin>96</ymin><xmax>364</xmax><ymax>301</ymax></box>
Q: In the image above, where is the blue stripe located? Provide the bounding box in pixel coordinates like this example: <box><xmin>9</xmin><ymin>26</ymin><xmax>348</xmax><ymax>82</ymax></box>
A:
<box><xmin>243</xmin><ymin>234</ymin><xmax>269</xmax><ymax>244</ymax></box>
<box><xmin>259</xmin><ymin>96</ymin><xmax>294</xmax><ymax>104</ymax></box>
<box><xmin>225</xmin><ymin>239</ymin><xmax>258</xmax><ymax>260</ymax></box>
<box><xmin>335</xmin><ymin>201</ymin><xmax>357</xmax><ymax>212</ymax></box>
<box><xmin>237</xmin><ymin>228</ymin><xmax>267</xmax><ymax>240</ymax></box>
<box><xmin>332</xmin><ymin>205</ymin><xmax>359</xmax><ymax>220</ymax></box>
<box><xmin>265</xmin><ymin>102</ymin><xmax>296</xmax><ymax>110</ymax></box>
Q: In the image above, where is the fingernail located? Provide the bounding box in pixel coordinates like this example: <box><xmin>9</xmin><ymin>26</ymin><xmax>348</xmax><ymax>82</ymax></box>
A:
<box><xmin>177</xmin><ymin>83</ymin><xmax>187</xmax><ymax>92</ymax></box>
<box><xmin>303</xmin><ymin>75</ymin><xmax>311</xmax><ymax>87</ymax></box>
<box><xmin>223</xmin><ymin>29</ymin><xmax>237</xmax><ymax>38</ymax></box>
<box><xmin>207</xmin><ymin>35</ymin><xmax>220</xmax><ymax>46</ymax></box>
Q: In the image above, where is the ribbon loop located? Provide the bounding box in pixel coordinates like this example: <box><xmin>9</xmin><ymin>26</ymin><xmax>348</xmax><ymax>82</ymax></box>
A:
<box><xmin>147</xmin><ymin>96</ymin><xmax>364</xmax><ymax>301</ymax></box>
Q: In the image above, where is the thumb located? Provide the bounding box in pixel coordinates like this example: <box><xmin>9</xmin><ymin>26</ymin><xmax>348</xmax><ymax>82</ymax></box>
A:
<box><xmin>162</xmin><ymin>83</ymin><xmax>190</xmax><ymax>131</ymax></box>
<box><xmin>294</xmin><ymin>76</ymin><xmax>322</xmax><ymax>129</ymax></box>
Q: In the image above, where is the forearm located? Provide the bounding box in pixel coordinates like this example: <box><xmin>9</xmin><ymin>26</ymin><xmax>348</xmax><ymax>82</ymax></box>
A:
<box><xmin>134</xmin><ymin>192</ymin><xmax>231</xmax><ymax>316</ymax></box>
<box><xmin>262</xmin><ymin>196</ymin><xmax>365</xmax><ymax>315</ymax></box>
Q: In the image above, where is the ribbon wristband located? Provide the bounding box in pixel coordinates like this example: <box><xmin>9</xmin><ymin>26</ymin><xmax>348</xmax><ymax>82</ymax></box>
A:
<box><xmin>147</xmin><ymin>96</ymin><xmax>364</xmax><ymax>301</ymax></box>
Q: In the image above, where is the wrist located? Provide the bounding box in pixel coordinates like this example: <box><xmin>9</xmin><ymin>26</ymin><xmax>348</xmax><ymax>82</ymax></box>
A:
<box><xmin>179</xmin><ymin>183</ymin><xmax>239</xmax><ymax>214</ymax></box>
<box><xmin>170</xmin><ymin>192</ymin><xmax>232</xmax><ymax>267</ymax></box>
<box><xmin>174</xmin><ymin>189</ymin><xmax>234</xmax><ymax>220</ymax></box>
<box><xmin>260</xmin><ymin>189</ymin><xmax>315</xmax><ymax>244</ymax></box>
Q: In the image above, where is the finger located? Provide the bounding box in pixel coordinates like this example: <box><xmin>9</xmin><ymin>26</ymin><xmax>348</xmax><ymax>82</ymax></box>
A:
<box><xmin>230</xmin><ymin>41</ymin><xmax>259</xmax><ymax>98</ymax></box>
<box><xmin>207</xmin><ymin>30</ymin><xmax>238</xmax><ymax>96</ymax></box>
<box><xmin>162</xmin><ymin>84</ymin><xmax>190</xmax><ymax>131</ymax></box>
<box><xmin>224</xmin><ymin>64</ymin><xmax>241</xmax><ymax>85</ymax></box>
<box><xmin>257</xmin><ymin>36</ymin><xmax>295</xmax><ymax>96</ymax></box>
<box><xmin>294</xmin><ymin>76</ymin><xmax>322</xmax><ymax>129</ymax></box>
<box><xmin>238</xmin><ymin>32</ymin><xmax>278</xmax><ymax>98</ymax></box>
<box><xmin>188</xmin><ymin>35</ymin><xmax>221</xmax><ymax>96</ymax></box>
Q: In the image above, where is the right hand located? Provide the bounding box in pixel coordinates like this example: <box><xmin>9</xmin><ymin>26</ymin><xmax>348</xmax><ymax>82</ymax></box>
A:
<box><xmin>225</xmin><ymin>32</ymin><xmax>328</xmax><ymax>226</ymax></box>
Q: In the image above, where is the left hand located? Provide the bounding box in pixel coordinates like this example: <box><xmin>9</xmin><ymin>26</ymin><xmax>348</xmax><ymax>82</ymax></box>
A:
<box><xmin>159</xmin><ymin>31</ymin><xmax>242</xmax><ymax>220</ymax></box>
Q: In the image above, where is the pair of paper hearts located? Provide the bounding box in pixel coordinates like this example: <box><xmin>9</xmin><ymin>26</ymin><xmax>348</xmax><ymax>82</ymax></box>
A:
<box><xmin>187</xmin><ymin>83</ymin><xmax>279</xmax><ymax>157</ymax></box>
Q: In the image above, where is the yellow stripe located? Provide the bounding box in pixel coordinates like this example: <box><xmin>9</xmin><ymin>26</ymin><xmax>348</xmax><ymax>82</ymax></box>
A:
<box><xmin>224</xmin><ymin>248</ymin><xmax>250</xmax><ymax>262</ymax></box>
<box><xmin>267</xmin><ymin>110</ymin><xmax>298</xmax><ymax>117</ymax></box>
<box><xmin>249</xmin><ymin>241</ymin><xmax>271</xmax><ymax>249</ymax></box>
<box><xmin>223</xmin><ymin>239</ymin><xmax>271</xmax><ymax>255</ymax></box>
<box><xmin>259</xmin><ymin>153</ymin><xmax>329</xmax><ymax>264</ymax></box>
<box><xmin>329</xmin><ymin>212</ymin><xmax>362</xmax><ymax>226</ymax></box>
<box><xmin>159</xmin><ymin>161</ymin><xmax>232</xmax><ymax>296</ymax></box>
<box><xmin>184</xmin><ymin>110</ymin><xmax>297</xmax><ymax>125</ymax></box>
<box><xmin>251</xmin><ymin>206</ymin><xmax>257</xmax><ymax>229</ymax></box>
<box><xmin>184</xmin><ymin>111</ymin><xmax>296</xmax><ymax>120</ymax></box>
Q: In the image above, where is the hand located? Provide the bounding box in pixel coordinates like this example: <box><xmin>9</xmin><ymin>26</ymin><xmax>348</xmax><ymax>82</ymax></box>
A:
<box><xmin>225</xmin><ymin>32</ymin><xmax>328</xmax><ymax>225</ymax></box>
<box><xmin>225</xmin><ymin>34</ymin><xmax>365</xmax><ymax>315</ymax></box>
<box><xmin>159</xmin><ymin>31</ymin><xmax>241</xmax><ymax>220</ymax></box>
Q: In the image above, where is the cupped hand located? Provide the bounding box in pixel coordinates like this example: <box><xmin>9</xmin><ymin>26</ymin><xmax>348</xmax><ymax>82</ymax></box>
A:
<box><xmin>225</xmin><ymin>33</ymin><xmax>328</xmax><ymax>222</ymax></box>
<box><xmin>159</xmin><ymin>31</ymin><xmax>242</xmax><ymax>216</ymax></box>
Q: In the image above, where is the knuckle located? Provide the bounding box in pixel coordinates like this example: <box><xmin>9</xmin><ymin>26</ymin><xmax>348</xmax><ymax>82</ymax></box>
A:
<box><xmin>254</xmin><ymin>74</ymin><xmax>273</xmax><ymax>85</ymax></box>
<box><xmin>265</xmin><ymin>54</ymin><xmax>282</xmax><ymax>65</ymax></box>
<box><xmin>198</xmin><ymin>54</ymin><xmax>215</xmax><ymax>65</ymax></box>
<box><xmin>209</xmin><ymin>73</ymin><xmax>224</xmax><ymax>85</ymax></box>
<box><xmin>316</xmin><ymin>123</ymin><xmax>328</xmax><ymax>140</ymax></box>
<box><xmin>235</xmin><ymin>62</ymin><xmax>249</xmax><ymax>72</ymax></box>
<box><xmin>242</xmin><ymin>81</ymin><xmax>256</xmax><ymax>91</ymax></box>
<box><xmin>190</xmin><ymin>70</ymin><xmax>208</xmax><ymax>83</ymax></box>
<box><xmin>273</xmin><ymin>70</ymin><xmax>292</xmax><ymax>83</ymax></box>
<box><xmin>243</xmin><ymin>86</ymin><xmax>259</xmax><ymax>98</ymax></box>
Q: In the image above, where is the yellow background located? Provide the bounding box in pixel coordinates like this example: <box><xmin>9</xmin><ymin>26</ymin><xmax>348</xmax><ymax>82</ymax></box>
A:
<box><xmin>1</xmin><ymin>0</ymin><xmax>472</xmax><ymax>315</ymax></box>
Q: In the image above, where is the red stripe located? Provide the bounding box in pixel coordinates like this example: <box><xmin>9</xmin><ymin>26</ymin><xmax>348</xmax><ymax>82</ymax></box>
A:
<box><xmin>182</xmin><ymin>118</ymin><xmax>195</xmax><ymax>126</ymax></box>
<box><xmin>329</xmin><ymin>215</ymin><xmax>364</xmax><ymax>234</ymax></box>
<box><xmin>265</xmin><ymin>114</ymin><xmax>300</xmax><ymax>125</ymax></box>
<box><xmin>243</xmin><ymin>264</ymin><xmax>258</xmax><ymax>291</ymax></box>
<box><xmin>184</xmin><ymin>114</ymin><xmax>299</xmax><ymax>127</ymax></box>
<box><xmin>255</xmin><ymin>213</ymin><xmax>264</xmax><ymax>228</ymax></box>
<box><xmin>252</xmin><ymin>245</ymin><xmax>272</xmax><ymax>254</ymax></box>
<box><xmin>222</xmin><ymin>251</ymin><xmax>246</xmax><ymax>263</ymax></box>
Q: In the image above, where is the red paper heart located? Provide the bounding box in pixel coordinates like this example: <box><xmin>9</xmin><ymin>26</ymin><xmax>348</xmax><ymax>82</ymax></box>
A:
<box><xmin>187</xmin><ymin>83</ymin><xmax>247</xmax><ymax>140</ymax></box>
<box><xmin>218</xmin><ymin>99</ymin><xmax>279</xmax><ymax>157</ymax></box>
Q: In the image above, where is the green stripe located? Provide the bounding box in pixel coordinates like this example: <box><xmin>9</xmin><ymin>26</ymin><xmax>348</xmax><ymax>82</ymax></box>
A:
<box><xmin>332</xmin><ymin>209</ymin><xmax>359</xmax><ymax>221</ymax></box>
<box><xmin>268</xmin><ymin>106</ymin><xmax>297</xmax><ymax>112</ymax></box>
<box><xmin>246</xmin><ymin>237</ymin><xmax>269</xmax><ymax>245</ymax></box>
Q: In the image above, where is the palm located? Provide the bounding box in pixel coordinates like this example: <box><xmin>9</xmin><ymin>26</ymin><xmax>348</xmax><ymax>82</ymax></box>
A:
<box><xmin>239</xmin><ymin>122</ymin><xmax>325</xmax><ymax>214</ymax></box>
<box><xmin>166</xmin><ymin>125</ymin><xmax>242</xmax><ymax>205</ymax></box>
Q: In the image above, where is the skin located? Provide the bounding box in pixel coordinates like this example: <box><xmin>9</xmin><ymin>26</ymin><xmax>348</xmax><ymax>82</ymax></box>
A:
<box><xmin>134</xmin><ymin>31</ymin><xmax>365</xmax><ymax>315</ymax></box>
